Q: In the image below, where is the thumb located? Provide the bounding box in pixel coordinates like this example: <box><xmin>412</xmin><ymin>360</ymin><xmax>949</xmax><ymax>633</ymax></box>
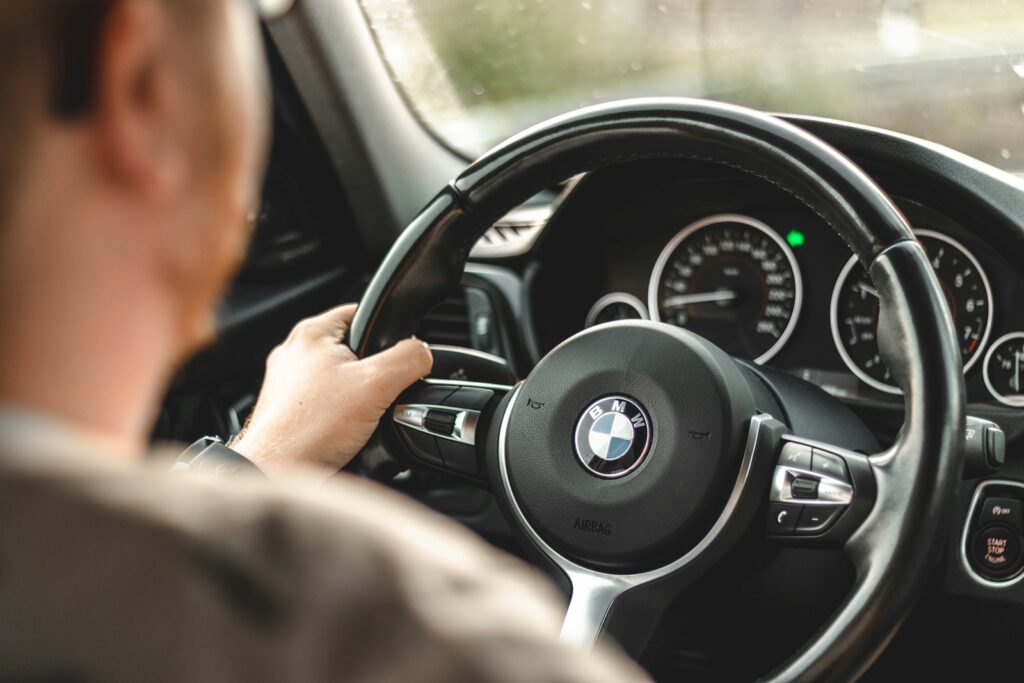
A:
<box><xmin>358</xmin><ymin>338</ymin><xmax>434</xmax><ymax>406</ymax></box>
<box><xmin>300</xmin><ymin>304</ymin><xmax>359</xmax><ymax>341</ymax></box>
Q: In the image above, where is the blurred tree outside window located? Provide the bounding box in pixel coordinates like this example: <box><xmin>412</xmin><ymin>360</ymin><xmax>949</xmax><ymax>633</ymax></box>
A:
<box><xmin>359</xmin><ymin>0</ymin><xmax>1024</xmax><ymax>174</ymax></box>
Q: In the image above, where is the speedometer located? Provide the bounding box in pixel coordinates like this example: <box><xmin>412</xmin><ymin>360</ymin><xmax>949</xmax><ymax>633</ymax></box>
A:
<box><xmin>648</xmin><ymin>214</ymin><xmax>803</xmax><ymax>364</ymax></box>
<box><xmin>830</xmin><ymin>230</ymin><xmax>993</xmax><ymax>394</ymax></box>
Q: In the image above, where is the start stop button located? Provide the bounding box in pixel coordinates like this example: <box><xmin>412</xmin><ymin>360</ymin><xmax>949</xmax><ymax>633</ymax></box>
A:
<box><xmin>972</xmin><ymin>525</ymin><xmax>1022</xmax><ymax>577</ymax></box>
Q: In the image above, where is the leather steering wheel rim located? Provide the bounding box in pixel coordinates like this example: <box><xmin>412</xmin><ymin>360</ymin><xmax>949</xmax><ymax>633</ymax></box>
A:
<box><xmin>350</xmin><ymin>98</ymin><xmax>964</xmax><ymax>682</ymax></box>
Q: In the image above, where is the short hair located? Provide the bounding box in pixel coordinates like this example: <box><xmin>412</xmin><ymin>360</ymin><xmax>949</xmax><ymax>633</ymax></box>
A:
<box><xmin>0</xmin><ymin>0</ymin><xmax>215</xmax><ymax>221</ymax></box>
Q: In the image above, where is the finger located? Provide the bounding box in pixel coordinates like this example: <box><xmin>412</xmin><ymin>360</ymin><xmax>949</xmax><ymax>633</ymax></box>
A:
<box><xmin>358</xmin><ymin>338</ymin><xmax>434</xmax><ymax>404</ymax></box>
<box><xmin>296</xmin><ymin>304</ymin><xmax>358</xmax><ymax>342</ymax></box>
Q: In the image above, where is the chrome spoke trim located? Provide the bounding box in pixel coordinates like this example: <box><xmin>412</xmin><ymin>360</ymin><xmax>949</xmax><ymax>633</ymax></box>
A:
<box><xmin>393</xmin><ymin>404</ymin><xmax>481</xmax><ymax>446</ymax></box>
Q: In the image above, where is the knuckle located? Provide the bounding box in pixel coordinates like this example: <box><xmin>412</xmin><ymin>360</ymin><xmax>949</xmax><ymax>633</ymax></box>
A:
<box><xmin>417</xmin><ymin>345</ymin><xmax>434</xmax><ymax>372</ymax></box>
<box><xmin>402</xmin><ymin>341</ymin><xmax>432</xmax><ymax>375</ymax></box>
<box><xmin>266</xmin><ymin>344</ymin><xmax>285</xmax><ymax>365</ymax></box>
<box><xmin>294</xmin><ymin>317</ymin><xmax>317</xmax><ymax>335</ymax></box>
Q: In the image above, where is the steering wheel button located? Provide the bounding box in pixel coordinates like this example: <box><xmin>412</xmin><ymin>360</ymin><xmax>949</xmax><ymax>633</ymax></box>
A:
<box><xmin>438</xmin><ymin>441</ymin><xmax>479</xmax><ymax>477</ymax></box>
<box><xmin>791</xmin><ymin>477</ymin><xmax>819</xmax><ymax>500</ymax></box>
<box><xmin>444</xmin><ymin>387</ymin><xmax>495</xmax><ymax>411</ymax></box>
<box><xmin>812</xmin><ymin>450</ymin><xmax>849</xmax><ymax>481</ymax></box>
<box><xmin>779</xmin><ymin>442</ymin><xmax>812</xmax><ymax>470</ymax></box>
<box><xmin>972</xmin><ymin>525</ymin><xmax>1022</xmax><ymax>576</ymax></box>
<box><xmin>796</xmin><ymin>505</ymin><xmax>845</xmax><ymax>534</ymax></box>
<box><xmin>768</xmin><ymin>502</ymin><xmax>802</xmax><ymax>534</ymax></box>
<box><xmin>418</xmin><ymin>385</ymin><xmax>460</xmax><ymax>406</ymax></box>
<box><xmin>980</xmin><ymin>498</ymin><xmax>1024</xmax><ymax>534</ymax></box>
<box><xmin>399</xmin><ymin>429</ymin><xmax>444</xmax><ymax>468</ymax></box>
<box><xmin>424</xmin><ymin>409</ymin><xmax>458</xmax><ymax>436</ymax></box>
<box><xmin>816</xmin><ymin>480</ymin><xmax>854</xmax><ymax>505</ymax></box>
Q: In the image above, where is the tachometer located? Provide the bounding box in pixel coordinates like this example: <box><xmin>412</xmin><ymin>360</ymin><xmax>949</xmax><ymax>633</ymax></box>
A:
<box><xmin>831</xmin><ymin>230</ymin><xmax>993</xmax><ymax>394</ymax></box>
<box><xmin>648</xmin><ymin>214</ymin><xmax>802</xmax><ymax>364</ymax></box>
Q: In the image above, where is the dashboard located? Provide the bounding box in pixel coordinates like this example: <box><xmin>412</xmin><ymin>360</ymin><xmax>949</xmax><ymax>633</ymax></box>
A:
<box><xmin>526</xmin><ymin>164</ymin><xmax>1024</xmax><ymax>415</ymax></box>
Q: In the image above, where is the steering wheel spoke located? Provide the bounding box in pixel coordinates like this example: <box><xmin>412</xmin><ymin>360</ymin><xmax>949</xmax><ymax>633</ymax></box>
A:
<box><xmin>389</xmin><ymin>377</ymin><xmax>513</xmax><ymax>484</ymax></box>
<box><xmin>559</xmin><ymin>569</ymin><xmax>636</xmax><ymax>650</ymax></box>
<box><xmin>520</xmin><ymin>412</ymin><xmax>790</xmax><ymax>659</ymax></box>
<box><xmin>767</xmin><ymin>436</ymin><xmax>878</xmax><ymax>548</ymax></box>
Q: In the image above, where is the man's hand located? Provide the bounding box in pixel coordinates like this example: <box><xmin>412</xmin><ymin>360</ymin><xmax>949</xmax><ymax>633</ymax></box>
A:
<box><xmin>230</xmin><ymin>305</ymin><xmax>433</xmax><ymax>478</ymax></box>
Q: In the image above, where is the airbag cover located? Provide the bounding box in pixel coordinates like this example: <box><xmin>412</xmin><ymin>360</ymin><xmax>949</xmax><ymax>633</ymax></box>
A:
<box><xmin>504</xmin><ymin>321</ymin><xmax>756</xmax><ymax>571</ymax></box>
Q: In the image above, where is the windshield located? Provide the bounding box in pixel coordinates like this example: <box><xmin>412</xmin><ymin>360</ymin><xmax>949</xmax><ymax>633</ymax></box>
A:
<box><xmin>359</xmin><ymin>0</ymin><xmax>1024</xmax><ymax>174</ymax></box>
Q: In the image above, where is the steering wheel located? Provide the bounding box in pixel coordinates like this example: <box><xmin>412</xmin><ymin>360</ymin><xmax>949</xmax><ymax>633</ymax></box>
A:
<box><xmin>348</xmin><ymin>99</ymin><xmax>964</xmax><ymax>681</ymax></box>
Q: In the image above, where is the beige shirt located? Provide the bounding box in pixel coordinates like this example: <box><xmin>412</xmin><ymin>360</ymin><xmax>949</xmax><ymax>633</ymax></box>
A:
<box><xmin>0</xmin><ymin>411</ymin><xmax>648</xmax><ymax>682</ymax></box>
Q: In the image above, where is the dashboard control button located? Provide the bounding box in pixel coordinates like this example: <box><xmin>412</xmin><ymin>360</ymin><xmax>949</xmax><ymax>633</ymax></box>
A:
<box><xmin>796</xmin><ymin>505</ymin><xmax>845</xmax><ymax>534</ymax></box>
<box><xmin>791</xmin><ymin>477</ymin><xmax>819</xmax><ymax>500</ymax></box>
<box><xmin>812</xmin><ymin>449</ymin><xmax>849</xmax><ymax>481</ymax></box>
<box><xmin>972</xmin><ymin>525</ymin><xmax>1022</xmax><ymax>576</ymax></box>
<box><xmin>779</xmin><ymin>442</ymin><xmax>812</xmax><ymax>470</ymax></box>
<box><xmin>768</xmin><ymin>502</ymin><xmax>802</xmax><ymax>534</ymax></box>
<box><xmin>979</xmin><ymin>498</ymin><xmax>1024</xmax><ymax>533</ymax></box>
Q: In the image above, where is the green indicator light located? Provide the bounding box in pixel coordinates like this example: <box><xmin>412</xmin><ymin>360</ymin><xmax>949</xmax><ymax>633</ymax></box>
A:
<box><xmin>786</xmin><ymin>230</ymin><xmax>806</xmax><ymax>248</ymax></box>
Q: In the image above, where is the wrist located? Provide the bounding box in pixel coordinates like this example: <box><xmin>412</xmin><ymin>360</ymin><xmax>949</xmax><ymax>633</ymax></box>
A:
<box><xmin>227</xmin><ymin>429</ymin><xmax>266</xmax><ymax>467</ymax></box>
<box><xmin>229</xmin><ymin>428</ymin><xmax>335</xmax><ymax>480</ymax></box>
<box><xmin>179</xmin><ymin>436</ymin><xmax>265</xmax><ymax>479</ymax></box>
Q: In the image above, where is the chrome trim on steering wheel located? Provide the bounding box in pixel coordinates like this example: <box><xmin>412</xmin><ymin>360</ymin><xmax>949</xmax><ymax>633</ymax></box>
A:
<box><xmin>393</xmin><ymin>404</ymin><xmax>481</xmax><ymax>446</ymax></box>
<box><xmin>496</xmin><ymin>384</ymin><xmax>777</xmax><ymax>650</ymax></box>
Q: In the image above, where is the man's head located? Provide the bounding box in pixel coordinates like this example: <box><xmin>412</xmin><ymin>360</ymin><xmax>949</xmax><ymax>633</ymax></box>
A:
<box><xmin>0</xmin><ymin>0</ymin><xmax>270</xmax><ymax>352</ymax></box>
<box><xmin>0</xmin><ymin>0</ymin><xmax>271</xmax><ymax>442</ymax></box>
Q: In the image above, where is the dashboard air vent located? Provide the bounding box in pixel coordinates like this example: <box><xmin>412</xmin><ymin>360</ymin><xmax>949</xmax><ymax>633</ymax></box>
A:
<box><xmin>470</xmin><ymin>205</ymin><xmax>554</xmax><ymax>259</ymax></box>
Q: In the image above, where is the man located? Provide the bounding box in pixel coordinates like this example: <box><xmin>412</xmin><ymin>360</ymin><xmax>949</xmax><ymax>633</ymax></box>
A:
<box><xmin>0</xmin><ymin>1</ymin><xmax>646</xmax><ymax>681</ymax></box>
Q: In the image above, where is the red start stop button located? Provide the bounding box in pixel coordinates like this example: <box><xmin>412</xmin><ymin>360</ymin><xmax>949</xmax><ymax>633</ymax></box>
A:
<box><xmin>972</xmin><ymin>525</ymin><xmax>1022</xmax><ymax>576</ymax></box>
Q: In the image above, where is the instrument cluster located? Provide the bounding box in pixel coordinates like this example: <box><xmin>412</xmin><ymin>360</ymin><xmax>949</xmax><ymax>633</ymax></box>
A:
<box><xmin>582</xmin><ymin>206</ymin><xmax>1021</xmax><ymax>408</ymax></box>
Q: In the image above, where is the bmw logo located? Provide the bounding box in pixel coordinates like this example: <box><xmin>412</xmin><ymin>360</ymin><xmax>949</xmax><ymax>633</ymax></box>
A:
<box><xmin>574</xmin><ymin>396</ymin><xmax>652</xmax><ymax>478</ymax></box>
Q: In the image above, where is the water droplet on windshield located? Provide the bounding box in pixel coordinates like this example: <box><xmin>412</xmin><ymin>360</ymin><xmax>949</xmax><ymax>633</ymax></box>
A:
<box><xmin>1000</xmin><ymin>148</ymin><xmax>1012</xmax><ymax>159</ymax></box>
<box><xmin>472</xmin><ymin>85</ymin><xmax>486</xmax><ymax>96</ymax></box>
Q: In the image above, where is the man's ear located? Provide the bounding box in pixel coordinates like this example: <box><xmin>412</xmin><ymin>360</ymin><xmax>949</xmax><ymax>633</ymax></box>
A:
<box><xmin>93</xmin><ymin>0</ymin><xmax>188</xmax><ymax>198</ymax></box>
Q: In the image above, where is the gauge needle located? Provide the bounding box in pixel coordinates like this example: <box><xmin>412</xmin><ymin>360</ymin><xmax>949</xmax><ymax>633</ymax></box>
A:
<box><xmin>856</xmin><ymin>282</ymin><xmax>879</xmax><ymax>299</ymax></box>
<box><xmin>1014</xmin><ymin>350</ymin><xmax>1023</xmax><ymax>393</ymax></box>
<box><xmin>663</xmin><ymin>290</ymin><xmax>738</xmax><ymax>307</ymax></box>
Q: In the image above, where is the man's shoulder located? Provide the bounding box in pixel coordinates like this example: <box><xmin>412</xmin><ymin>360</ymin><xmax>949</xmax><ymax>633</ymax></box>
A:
<box><xmin>0</xmin><ymin>445</ymin><xmax>649</xmax><ymax>682</ymax></box>
<box><xmin>0</xmin><ymin>443</ymin><xmax>530</xmax><ymax>619</ymax></box>
<box><xmin>0</xmin><ymin>443</ymin><xmax>492</xmax><ymax>584</ymax></box>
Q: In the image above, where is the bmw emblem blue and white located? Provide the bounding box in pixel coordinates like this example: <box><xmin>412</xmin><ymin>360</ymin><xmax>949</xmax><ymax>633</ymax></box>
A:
<box><xmin>574</xmin><ymin>396</ymin><xmax>652</xmax><ymax>478</ymax></box>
